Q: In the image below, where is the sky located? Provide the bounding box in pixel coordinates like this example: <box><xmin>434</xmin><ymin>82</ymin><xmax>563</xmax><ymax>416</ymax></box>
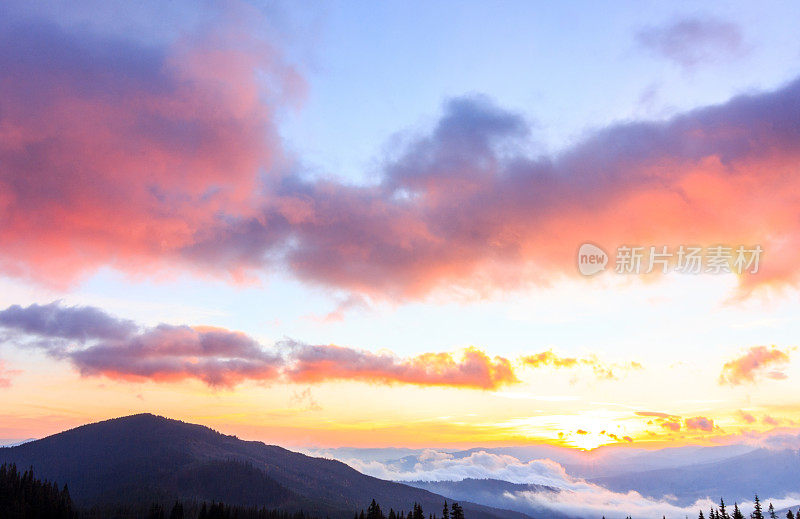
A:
<box><xmin>1</xmin><ymin>0</ymin><xmax>800</xmax><ymax>451</ymax></box>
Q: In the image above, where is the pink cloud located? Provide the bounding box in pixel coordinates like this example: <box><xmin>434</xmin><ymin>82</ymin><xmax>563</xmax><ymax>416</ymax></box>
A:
<box><xmin>0</xmin><ymin>5</ymin><xmax>298</xmax><ymax>287</ymax></box>
<box><xmin>685</xmin><ymin>416</ymin><xmax>715</xmax><ymax>432</ymax></box>
<box><xmin>184</xmin><ymin>77</ymin><xmax>800</xmax><ymax>300</ymax></box>
<box><xmin>719</xmin><ymin>346</ymin><xmax>792</xmax><ymax>385</ymax></box>
<box><xmin>0</xmin><ymin>302</ymin><xmax>518</xmax><ymax>390</ymax></box>
<box><xmin>660</xmin><ymin>420</ymin><xmax>681</xmax><ymax>432</ymax></box>
<box><xmin>3</xmin><ymin>5</ymin><xmax>800</xmax><ymax>301</ymax></box>
<box><xmin>0</xmin><ymin>361</ymin><xmax>21</xmax><ymax>388</ymax></box>
<box><xmin>738</xmin><ymin>411</ymin><xmax>756</xmax><ymax>424</ymax></box>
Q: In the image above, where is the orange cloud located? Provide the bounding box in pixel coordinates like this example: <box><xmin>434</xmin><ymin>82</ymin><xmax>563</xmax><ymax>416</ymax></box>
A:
<box><xmin>521</xmin><ymin>350</ymin><xmax>581</xmax><ymax>369</ymax></box>
<box><xmin>286</xmin><ymin>344</ymin><xmax>518</xmax><ymax>390</ymax></box>
<box><xmin>520</xmin><ymin>350</ymin><xmax>642</xmax><ymax>380</ymax></box>
<box><xmin>719</xmin><ymin>346</ymin><xmax>792</xmax><ymax>385</ymax></box>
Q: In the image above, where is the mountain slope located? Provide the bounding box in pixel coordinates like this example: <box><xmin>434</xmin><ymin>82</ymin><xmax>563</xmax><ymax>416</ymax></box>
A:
<box><xmin>0</xmin><ymin>414</ymin><xmax>533</xmax><ymax>519</ymax></box>
<box><xmin>592</xmin><ymin>447</ymin><xmax>800</xmax><ymax>505</ymax></box>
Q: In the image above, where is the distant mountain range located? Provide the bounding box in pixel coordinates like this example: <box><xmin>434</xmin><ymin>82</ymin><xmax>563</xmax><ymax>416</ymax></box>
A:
<box><xmin>0</xmin><ymin>414</ymin><xmax>533</xmax><ymax>519</ymax></box>
<box><xmin>328</xmin><ymin>442</ymin><xmax>800</xmax><ymax>515</ymax></box>
<box><xmin>591</xmin><ymin>447</ymin><xmax>800</xmax><ymax>505</ymax></box>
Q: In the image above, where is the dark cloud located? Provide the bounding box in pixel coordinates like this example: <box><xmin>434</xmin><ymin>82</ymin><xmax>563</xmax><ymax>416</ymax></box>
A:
<box><xmin>636</xmin><ymin>17</ymin><xmax>744</xmax><ymax>69</ymax></box>
<box><xmin>69</xmin><ymin>324</ymin><xmax>283</xmax><ymax>387</ymax></box>
<box><xmin>0</xmin><ymin>302</ymin><xmax>137</xmax><ymax>341</ymax></box>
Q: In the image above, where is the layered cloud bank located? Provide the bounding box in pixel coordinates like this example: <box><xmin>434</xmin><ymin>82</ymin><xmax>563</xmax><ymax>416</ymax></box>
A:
<box><xmin>2</xmin><ymin>302</ymin><xmax>794</xmax><ymax>397</ymax></box>
<box><xmin>2</xmin><ymin>3</ymin><xmax>800</xmax><ymax>300</ymax></box>
<box><xmin>336</xmin><ymin>447</ymin><xmax>800</xmax><ymax>519</ymax></box>
<box><xmin>338</xmin><ymin>449</ymin><xmax>722</xmax><ymax>519</ymax></box>
<box><xmin>0</xmin><ymin>302</ymin><xmax>515</xmax><ymax>389</ymax></box>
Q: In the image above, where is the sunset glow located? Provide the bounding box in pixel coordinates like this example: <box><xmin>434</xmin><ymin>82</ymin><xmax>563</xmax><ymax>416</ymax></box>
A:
<box><xmin>2</xmin><ymin>0</ymin><xmax>800</xmax><ymax>500</ymax></box>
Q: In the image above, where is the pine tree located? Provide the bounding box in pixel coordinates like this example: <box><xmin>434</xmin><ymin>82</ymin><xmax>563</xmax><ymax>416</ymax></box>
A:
<box><xmin>770</xmin><ymin>503</ymin><xmax>778</xmax><ymax>519</ymax></box>
<box><xmin>732</xmin><ymin>503</ymin><xmax>744</xmax><ymax>519</ymax></box>
<box><xmin>700</xmin><ymin>510</ymin><xmax>706</xmax><ymax>519</ymax></box>
<box><xmin>450</xmin><ymin>502</ymin><xmax>464</xmax><ymax>519</ymax></box>
<box><xmin>367</xmin><ymin>499</ymin><xmax>384</xmax><ymax>519</ymax></box>
<box><xmin>720</xmin><ymin>498</ymin><xmax>730</xmax><ymax>519</ymax></box>
<box><xmin>786</xmin><ymin>510</ymin><xmax>795</xmax><ymax>519</ymax></box>
<box><xmin>754</xmin><ymin>495</ymin><xmax>764</xmax><ymax>519</ymax></box>
<box><xmin>442</xmin><ymin>500</ymin><xmax>450</xmax><ymax>519</ymax></box>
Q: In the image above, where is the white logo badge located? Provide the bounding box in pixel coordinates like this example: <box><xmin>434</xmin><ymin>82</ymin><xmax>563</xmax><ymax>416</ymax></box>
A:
<box><xmin>577</xmin><ymin>243</ymin><xmax>608</xmax><ymax>276</ymax></box>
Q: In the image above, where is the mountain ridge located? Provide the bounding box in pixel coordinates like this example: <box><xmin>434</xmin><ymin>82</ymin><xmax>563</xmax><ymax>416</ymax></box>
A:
<box><xmin>0</xmin><ymin>413</ymin><xmax>535</xmax><ymax>519</ymax></box>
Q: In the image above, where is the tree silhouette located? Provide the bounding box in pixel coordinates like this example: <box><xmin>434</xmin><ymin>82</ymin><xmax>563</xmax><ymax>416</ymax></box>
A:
<box><xmin>720</xmin><ymin>498</ymin><xmax>730</xmax><ymax>519</ymax></box>
<box><xmin>0</xmin><ymin>463</ymin><xmax>75</xmax><ymax>519</ymax></box>
<box><xmin>753</xmin><ymin>495</ymin><xmax>764</xmax><ymax>519</ymax></box>
<box><xmin>367</xmin><ymin>499</ymin><xmax>385</xmax><ymax>519</ymax></box>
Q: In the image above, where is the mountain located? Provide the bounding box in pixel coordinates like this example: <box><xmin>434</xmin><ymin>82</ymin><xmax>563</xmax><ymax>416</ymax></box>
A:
<box><xmin>0</xmin><ymin>414</ymin><xmax>533</xmax><ymax>519</ymax></box>
<box><xmin>592</xmin><ymin>447</ymin><xmax>800</xmax><ymax>505</ymax></box>
<box><xmin>407</xmin><ymin>479</ymin><xmax>567</xmax><ymax>519</ymax></box>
